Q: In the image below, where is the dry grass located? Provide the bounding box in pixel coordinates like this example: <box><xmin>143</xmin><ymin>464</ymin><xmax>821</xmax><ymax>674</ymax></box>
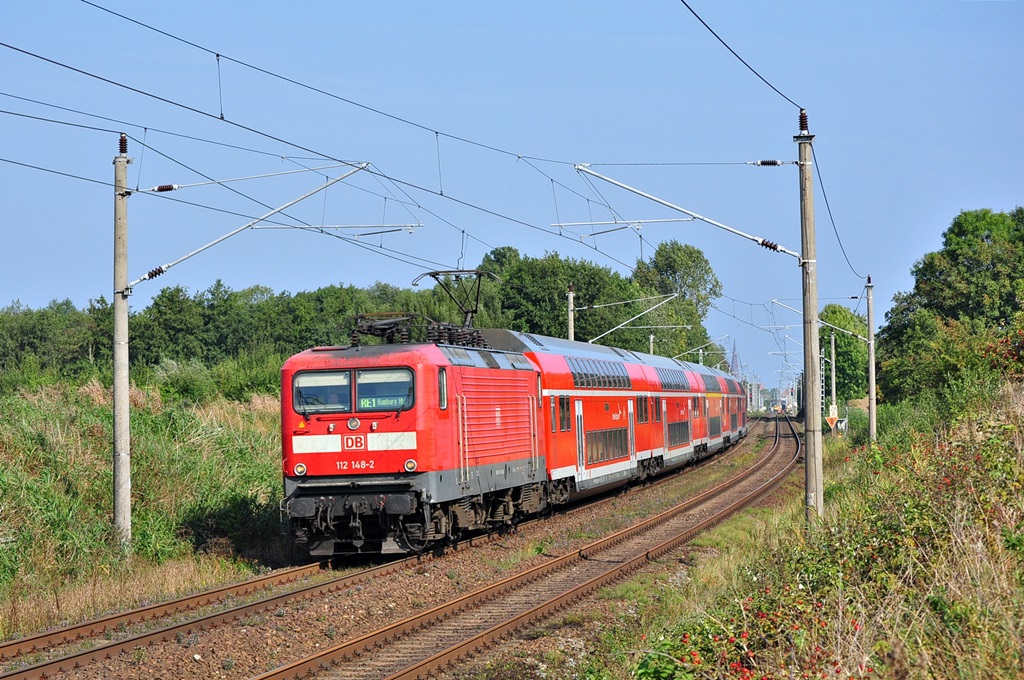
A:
<box><xmin>2</xmin><ymin>556</ymin><xmax>253</xmax><ymax>638</ymax></box>
<box><xmin>75</xmin><ymin>378</ymin><xmax>163</xmax><ymax>411</ymax></box>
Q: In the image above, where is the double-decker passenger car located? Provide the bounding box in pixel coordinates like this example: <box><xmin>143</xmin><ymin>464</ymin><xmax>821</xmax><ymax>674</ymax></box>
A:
<box><xmin>281</xmin><ymin>327</ymin><xmax>746</xmax><ymax>556</ymax></box>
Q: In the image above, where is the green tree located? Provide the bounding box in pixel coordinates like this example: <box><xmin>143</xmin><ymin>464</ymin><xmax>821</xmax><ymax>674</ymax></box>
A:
<box><xmin>132</xmin><ymin>285</ymin><xmax>206</xmax><ymax>365</ymax></box>
<box><xmin>876</xmin><ymin>206</ymin><xmax>1024</xmax><ymax>402</ymax></box>
<box><xmin>912</xmin><ymin>207</ymin><xmax>1024</xmax><ymax>324</ymax></box>
<box><xmin>819</xmin><ymin>304</ymin><xmax>869</xmax><ymax>405</ymax></box>
<box><xmin>632</xmin><ymin>240</ymin><xmax>722</xmax><ymax>318</ymax></box>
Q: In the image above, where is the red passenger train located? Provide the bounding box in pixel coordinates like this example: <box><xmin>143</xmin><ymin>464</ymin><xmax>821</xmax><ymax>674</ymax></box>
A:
<box><xmin>281</xmin><ymin>326</ymin><xmax>747</xmax><ymax>556</ymax></box>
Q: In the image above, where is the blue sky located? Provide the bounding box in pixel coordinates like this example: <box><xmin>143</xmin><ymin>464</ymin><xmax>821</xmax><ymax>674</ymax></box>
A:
<box><xmin>2</xmin><ymin>1</ymin><xmax>1021</xmax><ymax>389</ymax></box>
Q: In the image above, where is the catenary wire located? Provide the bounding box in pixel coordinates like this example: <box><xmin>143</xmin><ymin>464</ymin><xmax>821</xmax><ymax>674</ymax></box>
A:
<box><xmin>0</xmin><ymin>151</ymin><xmax>449</xmax><ymax>274</ymax></box>
<box><xmin>676</xmin><ymin>0</ymin><xmax>802</xmax><ymax>110</ymax></box>
<box><xmin>78</xmin><ymin>0</ymin><xmax>568</xmax><ymax>167</ymax></box>
<box><xmin>0</xmin><ymin>91</ymin><xmax>306</xmax><ymax>160</ymax></box>
<box><xmin>5</xmin><ymin>12</ymin><xmax>803</xmax><ymax>279</ymax></box>
<box><xmin>5</xmin><ymin>9</ymin><xmax>830</xmax><ymax>297</ymax></box>
<box><xmin>1</xmin><ymin>42</ymin><xmax>639</xmax><ymax>274</ymax></box>
<box><xmin>812</xmin><ymin>145</ymin><xmax>866</xmax><ymax>280</ymax></box>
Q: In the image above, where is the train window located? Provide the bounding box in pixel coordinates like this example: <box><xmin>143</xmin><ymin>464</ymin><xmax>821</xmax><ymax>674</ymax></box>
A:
<box><xmin>559</xmin><ymin>396</ymin><xmax>571</xmax><ymax>432</ymax></box>
<box><xmin>537</xmin><ymin>374</ymin><xmax>543</xmax><ymax>407</ymax></box>
<box><xmin>551</xmin><ymin>396</ymin><xmax>557</xmax><ymax>432</ymax></box>
<box><xmin>355</xmin><ymin>368</ymin><xmax>414</xmax><ymax>412</ymax></box>
<box><xmin>654</xmin><ymin>397</ymin><xmax>661</xmax><ymax>422</ymax></box>
<box><xmin>293</xmin><ymin>371</ymin><xmax>352</xmax><ymax>414</ymax></box>
<box><xmin>438</xmin><ymin>368</ymin><xmax>448</xmax><ymax>410</ymax></box>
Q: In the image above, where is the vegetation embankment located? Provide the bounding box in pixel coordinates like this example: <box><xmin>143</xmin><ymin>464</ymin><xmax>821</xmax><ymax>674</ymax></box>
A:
<box><xmin>557</xmin><ymin>376</ymin><xmax>1022</xmax><ymax>679</ymax></box>
<box><xmin>0</xmin><ymin>377</ymin><xmax>286</xmax><ymax>639</ymax></box>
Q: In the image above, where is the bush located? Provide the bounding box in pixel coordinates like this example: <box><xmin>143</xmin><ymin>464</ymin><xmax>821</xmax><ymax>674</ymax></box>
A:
<box><xmin>0</xmin><ymin>354</ymin><xmax>60</xmax><ymax>395</ymax></box>
<box><xmin>154</xmin><ymin>358</ymin><xmax>218</xmax><ymax>404</ymax></box>
<box><xmin>211</xmin><ymin>346</ymin><xmax>284</xmax><ymax>401</ymax></box>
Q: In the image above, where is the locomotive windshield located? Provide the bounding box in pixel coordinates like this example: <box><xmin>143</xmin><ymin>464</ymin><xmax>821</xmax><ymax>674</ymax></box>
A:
<box><xmin>292</xmin><ymin>367</ymin><xmax>415</xmax><ymax>414</ymax></box>
<box><xmin>294</xmin><ymin>371</ymin><xmax>352</xmax><ymax>413</ymax></box>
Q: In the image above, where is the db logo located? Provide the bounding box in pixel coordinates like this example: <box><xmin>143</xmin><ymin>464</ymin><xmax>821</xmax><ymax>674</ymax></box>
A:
<box><xmin>343</xmin><ymin>435</ymin><xmax>366</xmax><ymax>451</ymax></box>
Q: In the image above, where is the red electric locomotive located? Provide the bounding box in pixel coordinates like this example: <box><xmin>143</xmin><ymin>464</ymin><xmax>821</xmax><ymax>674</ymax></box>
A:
<box><xmin>281</xmin><ymin>322</ymin><xmax>746</xmax><ymax>557</ymax></box>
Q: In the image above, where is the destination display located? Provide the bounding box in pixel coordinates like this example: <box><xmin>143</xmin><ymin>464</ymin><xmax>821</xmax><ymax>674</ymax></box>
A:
<box><xmin>359</xmin><ymin>395</ymin><xmax>407</xmax><ymax>409</ymax></box>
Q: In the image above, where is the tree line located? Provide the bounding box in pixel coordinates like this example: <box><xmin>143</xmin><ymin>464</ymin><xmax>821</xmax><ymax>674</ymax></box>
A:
<box><xmin>5</xmin><ymin>204</ymin><xmax>1018</xmax><ymax>408</ymax></box>
<box><xmin>0</xmin><ymin>240</ymin><xmax>726</xmax><ymax>398</ymax></box>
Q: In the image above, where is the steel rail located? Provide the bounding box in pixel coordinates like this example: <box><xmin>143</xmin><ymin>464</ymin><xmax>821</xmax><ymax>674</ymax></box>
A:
<box><xmin>392</xmin><ymin>417</ymin><xmax>798</xmax><ymax>679</ymax></box>
<box><xmin>0</xmin><ymin>561</ymin><xmax>328</xmax><ymax>663</ymax></box>
<box><xmin>254</xmin><ymin>418</ymin><xmax>794</xmax><ymax>680</ymax></box>
<box><xmin>0</xmin><ymin>556</ymin><xmax>424</xmax><ymax>680</ymax></box>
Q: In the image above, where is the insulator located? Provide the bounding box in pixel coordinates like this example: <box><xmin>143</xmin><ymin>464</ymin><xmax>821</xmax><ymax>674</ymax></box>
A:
<box><xmin>400</xmin><ymin>327</ymin><xmax>410</xmax><ymax>344</ymax></box>
<box><xmin>147</xmin><ymin>266</ymin><xmax>166</xmax><ymax>279</ymax></box>
<box><xmin>799</xmin><ymin>110</ymin><xmax>808</xmax><ymax>133</ymax></box>
<box><xmin>350</xmin><ymin>330</ymin><xmax>360</xmax><ymax>346</ymax></box>
<box><xmin>119</xmin><ymin>133</ymin><xmax>128</xmax><ymax>154</ymax></box>
<box><xmin>756</xmin><ymin>160</ymin><xmax>782</xmax><ymax>166</ymax></box>
<box><xmin>760</xmin><ymin>240</ymin><xmax>780</xmax><ymax>252</ymax></box>
<box><xmin>154</xmin><ymin>184</ymin><xmax>176</xmax><ymax>192</ymax></box>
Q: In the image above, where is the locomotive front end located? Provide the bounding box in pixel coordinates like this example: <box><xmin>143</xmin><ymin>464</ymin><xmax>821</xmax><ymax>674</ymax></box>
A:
<box><xmin>281</xmin><ymin>345</ymin><xmax>446</xmax><ymax>556</ymax></box>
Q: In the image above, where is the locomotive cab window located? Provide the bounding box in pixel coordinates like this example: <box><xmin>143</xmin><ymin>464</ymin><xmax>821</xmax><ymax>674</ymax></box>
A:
<box><xmin>356</xmin><ymin>368</ymin><xmax>415</xmax><ymax>412</ymax></box>
<box><xmin>293</xmin><ymin>371</ymin><xmax>352</xmax><ymax>414</ymax></box>
<box><xmin>438</xmin><ymin>368</ymin><xmax>448</xmax><ymax>410</ymax></box>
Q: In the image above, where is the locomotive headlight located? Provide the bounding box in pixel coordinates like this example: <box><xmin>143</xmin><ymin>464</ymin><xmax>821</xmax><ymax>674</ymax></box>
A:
<box><xmin>293</xmin><ymin>463</ymin><xmax>307</xmax><ymax>476</ymax></box>
<box><xmin>403</xmin><ymin>459</ymin><xmax>418</xmax><ymax>473</ymax></box>
<box><xmin>347</xmin><ymin>418</ymin><xmax>360</xmax><ymax>431</ymax></box>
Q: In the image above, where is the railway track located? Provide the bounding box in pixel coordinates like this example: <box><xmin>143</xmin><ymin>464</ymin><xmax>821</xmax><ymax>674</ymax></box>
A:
<box><xmin>0</xmin><ymin>561</ymin><xmax>326</xmax><ymax>662</ymax></box>
<box><xmin>261</xmin><ymin>415</ymin><xmax>798</xmax><ymax>680</ymax></box>
<box><xmin>0</xmin><ymin>416</ymin><xmax>781</xmax><ymax>679</ymax></box>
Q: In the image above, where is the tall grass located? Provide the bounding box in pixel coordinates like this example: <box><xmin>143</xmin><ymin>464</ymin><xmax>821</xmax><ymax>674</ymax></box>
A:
<box><xmin>0</xmin><ymin>379</ymin><xmax>287</xmax><ymax>638</ymax></box>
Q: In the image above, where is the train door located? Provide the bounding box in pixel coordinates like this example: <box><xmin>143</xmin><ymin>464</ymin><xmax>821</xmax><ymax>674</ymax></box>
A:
<box><xmin>724</xmin><ymin>396</ymin><xmax>732</xmax><ymax>437</ymax></box>
<box><xmin>627</xmin><ymin>398</ymin><xmax>636</xmax><ymax>465</ymax></box>
<box><xmin>696</xmin><ymin>396</ymin><xmax>707</xmax><ymax>445</ymax></box>
<box><xmin>662</xmin><ymin>399</ymin><xmax>669</xmax><ymax>453</ymax></box>
<box><xmin>690</xmin><ymin>396</ymin><xmax>699</xmax><ymax>444</ymax></box>
<box><xmin>575</xmin><ymin>399</ymin><xmax>585</xmax><ymax>472</ymax></box>
<box><xmin>455</xmin><ymin>379</ymin><xmax>469</xmax><ymax>486</ymax></box>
